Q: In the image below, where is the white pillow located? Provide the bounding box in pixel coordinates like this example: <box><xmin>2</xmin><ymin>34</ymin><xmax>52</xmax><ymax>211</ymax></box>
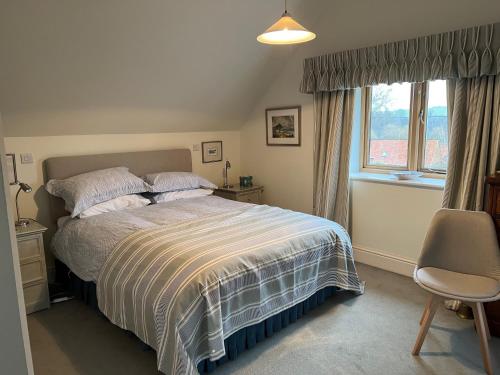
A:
<box><xmin>79</xmin><ymin>194</ymin><xmax>150</xmax><ymax>218</ymax></box>
<box><xmin>46</xmin><ymin>166</ymin><xmax>149</xmax><ymax>218</ymax></box>
<box><xmin>153</xmin><ymin>189</ymin><xmax>213</xmax><ymax>204</ymax></box>
<box><xmin>143</xmin><ymin>172</ymin><xmax>217</xmax><ymax>193</ymax></box>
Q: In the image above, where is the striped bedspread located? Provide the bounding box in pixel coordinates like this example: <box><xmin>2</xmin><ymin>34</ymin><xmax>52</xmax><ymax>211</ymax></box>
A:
<box><xmin>97</xmin><ymin>204</ymin><xmax>363</xmax><ymax>374</ymax></box>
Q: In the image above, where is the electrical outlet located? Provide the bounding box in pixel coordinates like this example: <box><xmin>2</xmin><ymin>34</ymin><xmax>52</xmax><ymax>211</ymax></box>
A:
<box><xmin>192</xmin><ymin>144</ymin><xmax>200</xmax><ymax>151</ymax></box>
<box><xmin>20</xmin><ymin>153</ymin><xmax>33</xmax><ymax>164</ymax></box>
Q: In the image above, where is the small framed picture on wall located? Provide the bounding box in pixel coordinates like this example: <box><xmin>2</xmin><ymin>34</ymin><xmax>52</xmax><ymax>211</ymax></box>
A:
<box><xmin>266</xmin><ymin>106</ymin><xmax>301</xmax><ymax>146</ymax></box>
<box><xmin>5</xmin><ymin>153</ymin><xmax>18</xmax><ymax>185</ymax></box>
<box><xmin>202</xmin><ymin>141</ymin><xmax>223</xmax><ymax>163</ymax></box>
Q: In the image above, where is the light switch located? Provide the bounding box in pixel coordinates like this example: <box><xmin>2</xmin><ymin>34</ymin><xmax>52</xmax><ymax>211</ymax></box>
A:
<box><xmin>192</xmin><ymin>144</ymin><xmax>200</xmax><ymax>151</ymax></box>
<box><xmin>20</xmin><ymin>153</ymin><xmax>33</xmax><ymax>164</ymax></box>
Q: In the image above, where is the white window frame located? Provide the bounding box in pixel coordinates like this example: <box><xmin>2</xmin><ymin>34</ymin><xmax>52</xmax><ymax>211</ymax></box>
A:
<box><xmin>360</xmin><ymin>81</ymin><xmax>447</xmax><ymax>178</ymax></box>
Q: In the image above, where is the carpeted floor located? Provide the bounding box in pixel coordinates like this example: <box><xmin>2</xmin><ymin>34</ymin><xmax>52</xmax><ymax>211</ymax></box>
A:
<box><xmin>28</xmin><ymin>263</ymin><xmax>499</xmax><ymax>375</ymax></box>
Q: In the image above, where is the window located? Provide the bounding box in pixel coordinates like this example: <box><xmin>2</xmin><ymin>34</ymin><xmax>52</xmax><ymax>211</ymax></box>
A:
<box><xmin>421</xmin><ymin>80</ymin><xmax>449</xmax><ymax>171</ymax></box>
<box><xmin>362</xmin><ymin>80</ymin><xmax>448</xmax><ymax>175</ymax></box>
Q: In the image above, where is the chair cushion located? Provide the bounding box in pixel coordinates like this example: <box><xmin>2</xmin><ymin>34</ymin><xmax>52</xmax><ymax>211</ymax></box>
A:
<box><xmin>416</xmin><ymin>267</ymin><xmax>500</xmax><ymax>300</ymax></box>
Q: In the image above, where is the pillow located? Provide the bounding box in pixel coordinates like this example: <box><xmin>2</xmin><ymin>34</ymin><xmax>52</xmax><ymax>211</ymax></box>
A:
<box><xmin>46</xmin><ymin>167</ymin><xmax>149</xmax><ymax>218</ymax></box>
<box><xmin>151</xmin><ymin>188</ymin><xmax>213</xmax><ymax>204</ymax></box>
<box><xmin>143</xmin><ymin>172</ymin><xmax>217</xmax><ymax>193</ymax></box>
<box><xmin>79</xmin><ymin>194</ymin><xmax>150</xmax><ymax>218</ymax></box>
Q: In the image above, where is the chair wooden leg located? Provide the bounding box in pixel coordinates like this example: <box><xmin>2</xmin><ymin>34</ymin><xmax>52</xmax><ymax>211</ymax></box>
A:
<box><xmin>477</xmin><ymin>303</ymin><xmax>491</xmax><ymax>340</ymax></box>
<box><xmin>412</xmin><ymin>295</ymin><xmax>439</xmax><ymax>356</ymax></box>
<box><xmin>419</xmin><ymin>296</ymin><xmax>433</xmax><ymax>325</ymax></box>
<box><xmin>471</xmin><ymin>302</ymin><xmax>493</xmax><ymax>375</ymax></box>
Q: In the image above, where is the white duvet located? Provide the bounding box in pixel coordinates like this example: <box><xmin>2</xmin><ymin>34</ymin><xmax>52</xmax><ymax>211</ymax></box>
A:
<box><xmin>51</xmin><ymin>196</ymin><xmax>252</xmax><ymax>282</ymax></box>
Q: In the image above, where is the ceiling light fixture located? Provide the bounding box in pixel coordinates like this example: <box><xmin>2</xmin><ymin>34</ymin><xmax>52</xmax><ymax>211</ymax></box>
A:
<box><xmin>257</xmin><ymin>0</ymin><xmax>316</xmax><ymax>45</ymax></box>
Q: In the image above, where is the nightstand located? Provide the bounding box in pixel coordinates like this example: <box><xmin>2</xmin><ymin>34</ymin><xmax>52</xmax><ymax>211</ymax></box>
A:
<box><xmin>15</xmin><ymin>220</ymin><xmax>50</xmax><ymax>314</ymax></box>
<box><xmin>214</xmin><ymin>185</ymin><xmax>264</xmax><ymax>204</ymax></box>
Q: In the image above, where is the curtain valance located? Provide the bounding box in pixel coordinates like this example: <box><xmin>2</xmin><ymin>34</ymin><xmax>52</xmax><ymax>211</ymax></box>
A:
<box><xmin>300</xmin><ymin>23</ymin><xmax>500</xmax><ymax>93</ymax></box>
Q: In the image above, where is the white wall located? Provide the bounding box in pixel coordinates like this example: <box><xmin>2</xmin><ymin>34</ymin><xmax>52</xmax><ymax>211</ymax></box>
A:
<box><xmin>351</xmin><ymin>181</ymin><xmax>443</xmax><ymax>274</ymax></box>
<box><xmin>5</xmin><ymin>131</ymin><xmax>241</xmax><ymax>276</ymax></box>
<box><xmin>239</xmin><ymin>0</ymin><xmax>500</xmax><ymax>275</ymax></box>
<box><xmin>0</xmin><ymin>121</ymin><xmax>33</xmax><ymax>375</ymax></box>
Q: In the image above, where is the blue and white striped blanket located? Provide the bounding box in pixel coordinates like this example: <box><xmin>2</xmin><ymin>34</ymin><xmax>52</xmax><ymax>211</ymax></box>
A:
<box><xmin>97</xmin><ymin>204</ymin><xmax>363</xmax><ymax>374</ymax></box>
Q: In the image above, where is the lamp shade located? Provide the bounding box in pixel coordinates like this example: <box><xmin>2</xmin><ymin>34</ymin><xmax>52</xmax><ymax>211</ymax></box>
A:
<box><xmin>257</xmin><ymin>11</ymin><xmax>316</xmax><ymax>45</ymax></box>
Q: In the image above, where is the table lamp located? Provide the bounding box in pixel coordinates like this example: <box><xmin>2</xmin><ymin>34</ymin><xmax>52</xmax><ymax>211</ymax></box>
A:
<box><xmin>15</xmin><ymin>182</ymin><xmax>32</xmax><ymax>227</ymax></box>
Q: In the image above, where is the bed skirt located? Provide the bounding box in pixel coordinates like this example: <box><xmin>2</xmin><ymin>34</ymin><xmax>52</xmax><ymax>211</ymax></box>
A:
<box><xmin>55</xmin><ymin>260</ymin><xmax>339</xmax><ymax>374</ymax></box>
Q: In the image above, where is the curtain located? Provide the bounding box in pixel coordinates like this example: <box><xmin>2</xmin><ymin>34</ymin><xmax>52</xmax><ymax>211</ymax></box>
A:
<box><xmin>443</xmin><ymin>76</ymin><xmax>500</xmax><ymax>210</ymax></box>
<box><xmin>300</xmin><ymin>23</ymin><xmax>500</xmax><ymax>93</ymax></box>
<box><xmin>303</xmin><ymin>21</ymin><xmax>500</xmax><ymax>230</ymax></box>
<box><xmin>313</xmin><ymin>90</ymin><xmax>355</xmax><ymax>228</ymax></box>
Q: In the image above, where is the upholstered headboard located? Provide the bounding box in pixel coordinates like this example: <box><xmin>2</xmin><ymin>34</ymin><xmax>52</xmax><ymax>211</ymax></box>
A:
<box><xmin>42</xmin><ymin>149</ymin><xmax>192</xmax><ymax>223</ymax></box>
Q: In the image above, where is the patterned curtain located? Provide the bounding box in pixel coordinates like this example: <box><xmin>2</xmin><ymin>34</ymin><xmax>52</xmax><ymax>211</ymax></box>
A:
<box><xmin>313</xmin><ymin>90</ymin><xmax>355</xmax><ymax>228</ymax></box>
<box><xmin>305</xmin><ymin>22</ymin><xmax>500</xmax><ymax>229</ymax></box>
<box><xmin>443</xmin><ymin>76</ymin><xmax>500</xmax><ymax>210</ymax></box>
<box><xmin>301</xmin><ymin>23</ymin><xmax>500</xmax><ymax>94</ymax></box>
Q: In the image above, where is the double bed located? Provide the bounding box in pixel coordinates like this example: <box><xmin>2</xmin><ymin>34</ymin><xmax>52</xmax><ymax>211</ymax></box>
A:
<box><xmin>44</xmin><ymin>149</ymin><xmax>363</xmax><ymax>375</ymax></box>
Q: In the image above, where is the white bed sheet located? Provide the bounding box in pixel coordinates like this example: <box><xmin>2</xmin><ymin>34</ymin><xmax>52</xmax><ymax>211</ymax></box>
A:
<box><xmin>51</xmin><ymin>196</ymin><xmax>251</xmax><ymax>282</ymax></box>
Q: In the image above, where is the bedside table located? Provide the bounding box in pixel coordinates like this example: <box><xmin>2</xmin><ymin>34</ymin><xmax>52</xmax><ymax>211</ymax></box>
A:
<box><xmin>15</xmin><ymin>220</ymin><xmax>50</xmax><ymax>314</ymax></box>
<box><xmin>214</xmin><ymin>185</ymin><xmax>264</xmax><ymax>204</ymax></box>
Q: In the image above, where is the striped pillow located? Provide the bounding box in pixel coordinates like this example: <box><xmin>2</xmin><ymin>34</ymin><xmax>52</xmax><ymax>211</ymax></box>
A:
<box><xmin>46</xmin><ymin>167</ymin><xmax>149</xmax><ymax>218</ymax></box>
<box><xmin>144</xmin><ymin>172</ymin><xmax>217</xmax><ymax>193</ymax></box>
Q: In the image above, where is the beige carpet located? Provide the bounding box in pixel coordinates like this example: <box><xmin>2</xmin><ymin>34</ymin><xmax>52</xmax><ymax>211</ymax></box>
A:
<box><xmin>28</xmin><ymin>263</ymin><xmax>499</xmax><ymax>374</ymax></box>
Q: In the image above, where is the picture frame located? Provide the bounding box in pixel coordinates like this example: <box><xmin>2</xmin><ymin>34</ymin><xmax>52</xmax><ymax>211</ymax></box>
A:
<box><xmin>5</xmin><ymin>153</ymin><xmax>18</xmax><ymax>185</ymax></box>
<box><xmin>266</xmin><ymin>106</ymin><xmax>301</xmax><ymax>146</ymax></box>
<box><xmin>201</xmin><ymin>141</ymin><xmax>223</xmax><ymax>163</ymax></box>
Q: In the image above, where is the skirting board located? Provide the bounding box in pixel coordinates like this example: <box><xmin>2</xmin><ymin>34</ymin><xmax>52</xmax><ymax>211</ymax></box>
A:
<box><xmin>353</xmin><ymin>245</ymin><xmax>416</xmax><ymax>277</ymax></box>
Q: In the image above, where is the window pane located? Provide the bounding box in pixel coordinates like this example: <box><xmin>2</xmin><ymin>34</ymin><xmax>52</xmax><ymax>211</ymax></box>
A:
<box><xmin>423</xmin><ymin>80</ymin><xmax>448</xmax><ymax>171</ymax></box>
<box><xmin>368</xmin><ymin>83</ymin><xmax>411</xmax><ymax>167</ymax></box>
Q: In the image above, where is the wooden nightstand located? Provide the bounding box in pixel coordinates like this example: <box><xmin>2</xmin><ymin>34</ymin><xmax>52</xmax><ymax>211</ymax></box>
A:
<box><xmin>15</xmin><ymin>220</ymin><xmax>50</xmax><ymax>314</ymax></box>
<box><xmin>214</xmin><ymin>185</ymin><xmax>264</xmax><ymax>204</ymax></box>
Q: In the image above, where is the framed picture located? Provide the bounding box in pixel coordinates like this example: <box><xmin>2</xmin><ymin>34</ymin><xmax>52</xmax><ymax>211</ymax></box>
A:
<box><xmin>201</xmin><ymin>141</ymin><xmax>223</xmax><ymax>163</ymax></box>
<box><xmin>266</xmin><ymin>106</ymin><xmax>301</xmax><ymax>146</ymax></box>
<box><xmin>5</xmin><ymin>153</ymin><xmax>18</xmax><ymax>185</ymax></box>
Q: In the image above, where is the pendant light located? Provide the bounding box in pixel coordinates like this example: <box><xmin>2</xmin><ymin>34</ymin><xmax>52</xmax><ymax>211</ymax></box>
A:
<box><xmin>257</xmin><ymin>0</ymin><xmax>316</xmax><ymax>45</ymax></box>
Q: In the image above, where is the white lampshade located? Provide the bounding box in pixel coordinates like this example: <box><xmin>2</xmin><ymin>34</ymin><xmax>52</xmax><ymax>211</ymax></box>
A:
<box><xmin>257</xmin><ymin>11</ymin><xmax>316</xmax><ymax>45</ymax></box>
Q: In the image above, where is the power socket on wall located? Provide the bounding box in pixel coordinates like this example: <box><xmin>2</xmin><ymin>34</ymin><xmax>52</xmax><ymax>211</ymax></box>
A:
<box><xmin>192</xmin><ymin>144</ymin><xmax>200</xmax><ymax>152</ymax></box>
<box><xmin>20</xmin><ymin>153</ymin><xmax>34</xmax><ymax>164</ymax></box>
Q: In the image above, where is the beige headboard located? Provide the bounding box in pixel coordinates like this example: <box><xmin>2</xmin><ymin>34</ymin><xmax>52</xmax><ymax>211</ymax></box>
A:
<box><xmin>42</xmin><ymin>149</ymin><xmax>192</xmax><ymax>223</ymax></box>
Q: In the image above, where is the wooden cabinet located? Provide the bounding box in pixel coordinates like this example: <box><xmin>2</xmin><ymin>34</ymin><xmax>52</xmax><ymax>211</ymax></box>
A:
<box><xmin>214</xmin><ymin>185</ymin><xmax>264</xmax><ymax>204</ymax></box>
<box><xmin>485</xmin><ymin>172</ymin><xmax>500</xmax><ymax>337</ymax></box>
<box><xmin>16</xmin><ymin>220</ymin><xmax>50</xmax><ymax>314</ymax></box>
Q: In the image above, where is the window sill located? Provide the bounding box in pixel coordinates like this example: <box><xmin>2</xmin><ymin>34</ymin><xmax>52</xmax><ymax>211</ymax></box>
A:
<box><xmin>350</xmin><ymin>172</ymin><xmax>445</xmax><ymax>190</ymax></box>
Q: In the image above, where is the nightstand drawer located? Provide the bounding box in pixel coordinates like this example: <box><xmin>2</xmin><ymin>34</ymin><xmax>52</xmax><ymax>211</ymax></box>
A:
<box><xmin>20</xmin><ymin>260</ymin><xmax>45</xmax><ymax>285</ymax></box>
<box><xmin>23</xmin><ymin>282</ymin><xmax>49</xmax><ymax>314</ymax></box>
<box><xmin>16</xmin><ymin>220</ymin><xmax>49</xmax><ymax>314</ymax></box>
<box><xmin>17</xmin><ymin>237</ymin><xmax>42</xmax><ymax>260</ymax></box>
<box><xmin>237</xmin><ymin>191</ymin><xmax>260</xmax><ymax>204</ymax></box>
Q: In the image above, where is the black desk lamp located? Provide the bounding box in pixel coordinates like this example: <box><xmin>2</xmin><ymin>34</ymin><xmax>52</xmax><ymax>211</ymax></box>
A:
<box><xmin>15</xmin><ymin>182</ymin><xmax>32</xmax><ymax>227</ymax></box>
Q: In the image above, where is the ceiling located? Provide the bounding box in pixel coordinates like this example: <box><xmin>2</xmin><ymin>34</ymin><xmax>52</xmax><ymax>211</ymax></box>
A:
<box><xmin>1</xmin><ymin>0</ymin><xmax>500</xmax><ymax>137</ymax></box>
<box><xmin>0</xmin><ymin>0</ymin><xmax>320</xmax><ymax>136</ymax></box>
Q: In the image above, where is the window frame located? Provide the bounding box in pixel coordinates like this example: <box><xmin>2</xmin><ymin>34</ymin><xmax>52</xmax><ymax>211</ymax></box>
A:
<box><xmin>360</xmin><ymin>81</ymin><xmax>447</xmax><ymax>178</ymax></box>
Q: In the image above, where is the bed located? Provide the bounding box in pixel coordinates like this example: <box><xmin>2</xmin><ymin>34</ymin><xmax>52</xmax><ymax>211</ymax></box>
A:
<box><xmin>44</xmin><ymin>149</ymin><xmax>364</xmax><ymax>375</ymax></box>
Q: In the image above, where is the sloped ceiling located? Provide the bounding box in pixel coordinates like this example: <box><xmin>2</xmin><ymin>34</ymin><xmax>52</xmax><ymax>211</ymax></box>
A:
<box><xmin>2</xmin><ymin>1</ymin><xmax>500</xmax><ymax>137</ymax></box>
<box><xmin>0</xmin><ymin>0</ymin><xmax>321</xmax><ymax>136</ymax></box>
